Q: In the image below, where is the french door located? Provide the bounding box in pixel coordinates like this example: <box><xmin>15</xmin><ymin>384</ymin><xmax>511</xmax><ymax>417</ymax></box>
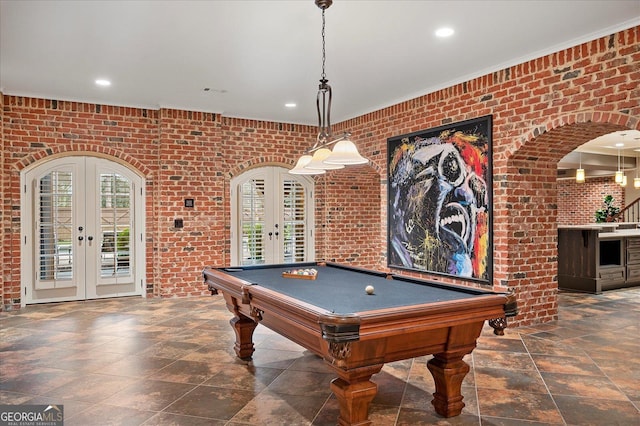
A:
<box><xmin>21</xmin><ymin>156</ymin><xmax>145</xmax><ymax>305</ymax></box>
<box><xmin>231</xmin><ymin>166</ymin><xmax>315</xmax><ymax>265</ymax></box>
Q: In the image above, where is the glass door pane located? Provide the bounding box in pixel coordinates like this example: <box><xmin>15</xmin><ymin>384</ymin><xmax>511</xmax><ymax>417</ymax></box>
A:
<box><xmin>99</xmin><ymin>172</ymin><xmax>132</xmax><ymax>280</ymax></box>
<box><xmin>36</xmin><ymin>170</ymin><xmax>74</xmax><ymax>288</ymax></box>
<box><xmin>282</xmin><ymin>178</ymin><xmax>307</xmax><ymax>263</ymax></box>
<box><xmin>240</xmin><ymin>179</ymin><xmax>266</xmax><ymax>265</ymax></box>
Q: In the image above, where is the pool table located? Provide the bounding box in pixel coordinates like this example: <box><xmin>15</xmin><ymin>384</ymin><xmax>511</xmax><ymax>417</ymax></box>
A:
<box><xmin>203</xmin><ymin>262</ymin><xmax>516</xmax><ymax>426</ymax></box>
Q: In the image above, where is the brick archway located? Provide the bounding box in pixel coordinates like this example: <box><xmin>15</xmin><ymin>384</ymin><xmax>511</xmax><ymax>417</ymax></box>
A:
<box><xmin>14</xmin><ymin>144</ymin><xmax>151</xmax><ymax>177</ymax></box>
<box><xmin>227</xmin><ymin>158</ymin><xmax>292</xmax><ymax>179</ymax></box>
<box><xmin>498</xmin><ymin>114</ymin><xmax>636</xmax><ymax>326</ymax></box>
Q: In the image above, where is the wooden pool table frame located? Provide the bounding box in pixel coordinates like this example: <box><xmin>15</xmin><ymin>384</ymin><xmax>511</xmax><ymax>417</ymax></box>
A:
<box><xmin>203</xmin><ymin>263</ymin><xmax>515</xmax><ymax>426</ymax></box>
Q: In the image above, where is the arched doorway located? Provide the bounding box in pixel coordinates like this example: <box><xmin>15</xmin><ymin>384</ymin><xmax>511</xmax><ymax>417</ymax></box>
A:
<box><xmin>230</xmin><ymin>166</ymin><xmax>316</xmax><ymax>265</ymax></box>
<box><xmin>20</xmin><ymin>155</ymin><xmax>145</xmax><ymax>305</ymax></box>
<box><xmin>502</xmin><ymin>118</ymin><xmax>633</xmax><ymax>325</ymax></box>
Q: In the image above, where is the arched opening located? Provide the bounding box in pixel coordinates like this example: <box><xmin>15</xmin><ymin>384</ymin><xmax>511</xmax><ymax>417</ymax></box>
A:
<box><xmin>503</xmin><ymin>120</ymin><xmax>633</xmax><ymax>325</ymax></box>
<box><xmin>230</xmin><ymin>166</ymin><xmax>316</xmax><ymax>265</ymax></box>
<box><xmin>20</xmin><ymin>155</ymin><xmax>146</xmax><ymax>305</ymax></box>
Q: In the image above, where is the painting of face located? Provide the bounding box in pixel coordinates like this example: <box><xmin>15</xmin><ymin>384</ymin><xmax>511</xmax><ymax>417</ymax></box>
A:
<box><xmin>388</xmin><ymin>116</ymin><xmax>492</xmax><ymax>283</ymax></box>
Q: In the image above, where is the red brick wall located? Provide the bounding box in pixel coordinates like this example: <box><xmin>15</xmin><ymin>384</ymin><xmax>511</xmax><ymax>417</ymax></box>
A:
<box><xmin>1</xmin><ymin>100</ymin><xmax>160</xmax><ymax>303</ymax></box>
<box><xmin>315</xmin><ymin>166</ymin><xmax>383</xmax><ymax>268</ymax></box>
<box><xmin>0</xmin><ymin>103</ymin><xmax>317</xmax><ymax>306</ymax></box>
<box><xmin>558</xmin><ymin>177</ymin><xmax>626</xmax><ymax>225</ymax></box>
<box><xmin>157</xmin><ymin>109</ymin><xmax>222</xmax><ymax>297</ymax></box>
<box><xmin>155</xmin><ymin>113</ymin><xmax>318</xmax><ymax>298</ymax></box>
<box><xmin>338</xmin><ymin>28</ymin><xmax>639</xmax><ymax>325</ymax></box>
<box><xmin>2</xmin><ymin>27</ymin><xmax>639</xmax><ymax>328</ymax></box>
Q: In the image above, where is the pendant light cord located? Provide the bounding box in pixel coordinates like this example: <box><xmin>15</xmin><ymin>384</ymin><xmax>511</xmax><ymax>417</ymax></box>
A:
<box><xmin>321</xmin><ymin>9</ymin><xmax>326</xmax><ymax>81</ymax></box>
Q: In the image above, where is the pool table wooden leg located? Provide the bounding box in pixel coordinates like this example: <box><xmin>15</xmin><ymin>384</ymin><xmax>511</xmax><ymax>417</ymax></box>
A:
<box><xmin>427</xmin><ymin>353</ymin><xmax>470</xmax><ymax>417</ymax></box>
<box><xmin>426</xmin><ymin>321</ymin><xmax>483</xmax><ymax>418</ymax></box>
<box><xmin>229</xmin><ymin>313</ymin><xmax>257</xmax><ymax>360</ymax></box>
<box><xmin>329</xmin><ymin>364</ymin><xmax>383</xmax><ymax>426</ymax></box>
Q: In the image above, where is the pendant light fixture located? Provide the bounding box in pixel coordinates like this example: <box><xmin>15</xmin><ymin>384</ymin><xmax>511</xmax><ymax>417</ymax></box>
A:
<box><xmin>635</xmin><ymin>155</ymin><xmax>640</xmax><ymax>189</ymax></box>
<box><xmin>615</xmin><ymin>133</ymin><xmax>625</xmax><ymax>184</ymax></box>
<box><xmin>290</xmin><ymin>0</ymin><xmax>368</xmax><ymax>175</ymax></box>
<box><xmin>305</xmin><ymin>148</ymin><xmax>344</xmax><ymax>170</ymax></box>
<box><xmin>290</xmin><ymin>155</ymin><xmax>327</xmax><ymax>175</ymax></box>
<box><xmin>615</xmin><ymin>149</ymin><xmax>623</xmax><ymax>183</ymax></box>
<box><xmin>635</xmin><ymin>137</ymin><xmax>640</xmax><ymax>189</ymax></box>
<box><xmin>575</xmin><ymin>152</ymin><xmax>585</xmax><ymax>183</ymax></box>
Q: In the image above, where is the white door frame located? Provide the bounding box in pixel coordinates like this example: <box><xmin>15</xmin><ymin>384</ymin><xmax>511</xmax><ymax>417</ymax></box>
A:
<box><xmin>20</xmin><ymin>155</ymin><xmax>146</xmax><ymax>306</ymax></box>
<box><xmin>230</xmin><ymin>166</ymin><xmax>316</xmax><ymax>265</ymax></box>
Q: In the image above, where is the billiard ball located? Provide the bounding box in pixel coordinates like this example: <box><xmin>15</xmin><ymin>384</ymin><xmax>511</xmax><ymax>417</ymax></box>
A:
<box><xmin>365</xmin><ymin>285</ymin><xmax>375</xmax><ymax>295</ymax></box>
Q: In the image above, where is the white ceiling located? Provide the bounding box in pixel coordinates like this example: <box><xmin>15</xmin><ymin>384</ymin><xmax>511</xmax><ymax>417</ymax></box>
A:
<box><xmin>1</xmin><ymin>0</ymin><xmax>639</xmax><ymax>129</ymax></box>
<box><xmin>559</xmin><ymin>130</ymin><xmax>640</xmax><ymax>176</ymax></box>
<box><xmin>575</xmin><ymin>130</ymin><xmax>640</xmax><ymax>156</ymax></box>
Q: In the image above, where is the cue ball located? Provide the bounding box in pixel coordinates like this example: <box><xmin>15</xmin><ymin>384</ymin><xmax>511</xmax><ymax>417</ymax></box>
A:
<box><xmin>365</xmin><ymin>285</ymin><xmax>375</xmax><ymax>295</ymax></box>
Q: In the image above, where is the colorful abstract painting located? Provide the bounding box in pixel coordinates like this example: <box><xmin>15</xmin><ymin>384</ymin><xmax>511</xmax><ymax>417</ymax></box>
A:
<box><xmin>387</xmin><ymin>115</ymin><xmax>492</xmax><ymax>283</ymax></box>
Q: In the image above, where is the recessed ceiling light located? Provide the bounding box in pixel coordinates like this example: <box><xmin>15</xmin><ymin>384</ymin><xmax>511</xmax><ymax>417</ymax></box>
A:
<box><xmin>615</xmin><ymin>142</ymin><xmax>624</xmax><ymax>147</ymax></box>
<box><xmin>285</xmin><ymin>103</ymin><xmax>297</xmax><ymax>108</ymax></box>
<box><xmin>95</xmin><ymin>79</ymin><xmax>111</xmax><ymax>87</ymax></box>
<box><xmin>435</xmin><ymin>27</ymin><xmax>454</xmax><ymax>38</ymax></box>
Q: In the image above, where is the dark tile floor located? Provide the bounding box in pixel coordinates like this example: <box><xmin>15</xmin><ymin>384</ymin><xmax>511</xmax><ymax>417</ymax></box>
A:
<box><xmin>1</xmin><ymin>287</ymin><xmax>638</xmax><ymax>425</ymax></box>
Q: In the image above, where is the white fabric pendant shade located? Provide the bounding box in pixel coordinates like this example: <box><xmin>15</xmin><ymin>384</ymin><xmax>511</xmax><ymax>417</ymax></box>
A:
<box><xmin>323</xmin><ymin>139</ymin><xmax>369</xmax><ymax>165</ymax></box>
<box><xmin>289</xmin><ymin>155</ymin><xmax>326</xmax><ymax>175</ymax></box>
<box><xmin>306</xmin><ymin>148</ymin><xmax>345</xmax><ymax>170</ymax></box>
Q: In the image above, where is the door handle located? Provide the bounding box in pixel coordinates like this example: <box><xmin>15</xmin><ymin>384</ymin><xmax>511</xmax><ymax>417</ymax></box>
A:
<box><xmin>87</xmin><ymin>236</ymin><xmax>93</xmax><ymax>241</ymax></box>
<box><xmin>78</xmin><ymin>236</ymin><xmax>84</xmax><ymax>241</ymax></box>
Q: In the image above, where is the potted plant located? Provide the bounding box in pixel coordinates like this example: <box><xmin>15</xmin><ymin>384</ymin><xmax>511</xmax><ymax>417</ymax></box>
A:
<box><xmin>595</xmin><ymin>195</ymin><xmax>621</xmax><ymax>223</ymax></box>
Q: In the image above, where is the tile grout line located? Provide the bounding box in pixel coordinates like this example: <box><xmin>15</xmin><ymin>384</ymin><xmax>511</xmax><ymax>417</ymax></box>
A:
<box><xmin>519</xmin><ymin>331</ymin><xmax>569</xmax><ymax>426</ymax></box>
